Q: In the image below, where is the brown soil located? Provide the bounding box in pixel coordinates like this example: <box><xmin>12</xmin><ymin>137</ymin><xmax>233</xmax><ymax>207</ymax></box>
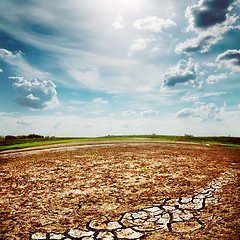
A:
<box><xmin>0</xmin><ymin>141</ymin><xmax>239</xmax><ymax>239</ymax></box>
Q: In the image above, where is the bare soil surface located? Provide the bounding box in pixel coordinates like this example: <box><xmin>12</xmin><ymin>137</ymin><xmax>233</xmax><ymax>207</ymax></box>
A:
<box><xmin>0</xmin><ymin>141</ymin><xmax>239</xmax><ymax>239</ymax></box>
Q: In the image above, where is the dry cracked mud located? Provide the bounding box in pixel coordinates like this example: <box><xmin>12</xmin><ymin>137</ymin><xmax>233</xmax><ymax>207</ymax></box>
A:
<box><xmin>0</xmin><ymin>141</ymin><xmax>239</xmax><ymax>239</ymax></box>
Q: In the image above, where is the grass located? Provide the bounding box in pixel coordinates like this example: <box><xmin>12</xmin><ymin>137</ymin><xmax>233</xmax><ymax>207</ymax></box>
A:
<box><xmin>0</xmin><ymin>135</ymin><xmax>239</xmax><ymax>151</ymax></box>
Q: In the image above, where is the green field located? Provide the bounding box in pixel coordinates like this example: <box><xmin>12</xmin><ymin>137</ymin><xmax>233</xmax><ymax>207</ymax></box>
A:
<box><xmin>0</xmin><ymin>135</ymin><xmax>240</xmax><ymax>151</ymax></box>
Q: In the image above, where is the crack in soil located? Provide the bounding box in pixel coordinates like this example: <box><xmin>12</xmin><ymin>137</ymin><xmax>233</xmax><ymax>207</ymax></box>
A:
<box><xmin>30</xmin><ymin>170</ymin><xmax>237</xmax><ymax>240</ymax></box>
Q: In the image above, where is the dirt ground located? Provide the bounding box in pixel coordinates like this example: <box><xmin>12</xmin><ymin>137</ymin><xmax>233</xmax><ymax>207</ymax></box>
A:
<box><xmin>0</xmin><ymin>141</ymin><xmax>239</xmax><ymax>239</ymax></box>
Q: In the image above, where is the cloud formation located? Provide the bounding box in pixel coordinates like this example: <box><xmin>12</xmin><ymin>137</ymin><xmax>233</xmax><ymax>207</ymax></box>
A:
<box><xmin>133</xmin><ymin>16</ymin><xmax>176</xmax><ymax>32</ymax></box>
<box><xmin>176</xmin><ymin>102</ymin><xmax>225</xmax><ymax>121</ymax></box>
<box><xmin>0</xmin><ymin>48</ymin><xmax>22</xmax><ymax>58</ymax></box>
<box><xmin>175</xmin><ymin>33</ymin><xmax>222</xmax><ymax>55</ymax></box>
<box><xmin>9</xmin><ymin>77</ymin><xmax>59</xmax><ymax>110</ymax></box>
<box><xmin>206</xmin><ymin>73</ymin><xmax>227</xmax><ymax>84</ymax></box>
<box><xmin>0</xmin><ymin>48</ymin><xmax>50</xmax><ymax>80</ymax></box>
<box><xmin>216</xmin><ymin>49</ymin><xmax>240</xmax><ymax>72</ymax></box>
<box><xmin>175</xmin><ymin>0</ymin><xmax>237</xmax><ymax>55</ymax></box>
<box><xmin>185</xmin><ymin>0</ymin><xmax>234</xmax><ymax>29</ymax></box>
<box><xmin>162</xmin><ymin>57</ymin><xmax>199</xmax><ymax>87</ymax></box>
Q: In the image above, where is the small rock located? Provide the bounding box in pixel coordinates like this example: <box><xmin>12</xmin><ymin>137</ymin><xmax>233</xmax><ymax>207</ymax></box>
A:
<box><xmin>68</xmin><ymin>229</ymin><xmax>94</xmax><ymax>238</ymax></box>
<box><xmin>116</xmin><ymin>227</ymin><xmax>145</xmax><ymax>239</ymax></box>
<box><xmin>31</xmin><ymin>232</ymin><xmax>47</xmax><ymax>240</ymax></box>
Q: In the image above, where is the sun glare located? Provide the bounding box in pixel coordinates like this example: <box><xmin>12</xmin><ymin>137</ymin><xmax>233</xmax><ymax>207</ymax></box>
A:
<box><xmin>115</xmin><ymin>0</ymin><xmax>144</xmax><ymax>10</ymax></box>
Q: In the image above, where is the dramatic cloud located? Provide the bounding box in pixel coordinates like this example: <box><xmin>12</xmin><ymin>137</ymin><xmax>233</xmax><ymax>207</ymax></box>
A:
<box><xmin>162</xmin><ymin>57</ymin><xmax>199</xmax><ymax>88</ymax></box>
<box><xmin>206</xmin><ymin>73</ymin><xmax>227</xmax><ymax>84</ymax></box>
<box><xmin>133</xmin><ymin>16</ymin><xmax>176</xmax><ymax>32</ymax></box>
<box><xmin>175</xmin><ymin>0</ymin><xmax>238</xmax><ymax>55</ymax></box>
<box><xmin>216</xmin><ymin>49</ymin><xmax>240</xmax><ymax>71</ymax></box>
<box><xmin>9</xmin><ymin>77</ymin><xmax>59</xmax><ymax>110</ymax></box>
<box><xmin>185</xmin><ymin>0</ymin><xmax>234</xmax><ymax>29</ymax></box>
<box><xmin>176</xmin><ymin>102</ymin><xmax>225</xmax><ymax>121</ymax></box>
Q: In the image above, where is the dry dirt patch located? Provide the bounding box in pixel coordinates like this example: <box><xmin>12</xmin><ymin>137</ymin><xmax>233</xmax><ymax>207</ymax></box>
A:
<box><xmin>0</xmin><ymin>141</ymin><xmax>239</xmax><ymax>239</ymax></box>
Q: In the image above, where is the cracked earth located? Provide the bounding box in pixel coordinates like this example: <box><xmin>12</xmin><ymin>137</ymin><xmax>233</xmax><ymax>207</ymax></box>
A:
<box><xmin>31</xmin><ymin>170</ymin><xmax>237</xmax><ymax>240</ymax></box>
<box><xmin>0</xmin><ymin>141</ymin><xmax>239</xmax><ymax>239</ymax></box>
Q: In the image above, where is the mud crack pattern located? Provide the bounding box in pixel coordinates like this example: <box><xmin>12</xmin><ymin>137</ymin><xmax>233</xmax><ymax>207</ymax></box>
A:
<box><xmin>30</xmin><ymin>170</ymin><xmax>236</xmax><ymax>240</ymax></box>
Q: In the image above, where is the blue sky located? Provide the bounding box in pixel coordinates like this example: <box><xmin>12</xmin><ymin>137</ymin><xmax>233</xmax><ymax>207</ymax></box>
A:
<box><xmin>0</xmin><ymin>0</ymin><xmax>240</xmax><ymax>137</ymax></box>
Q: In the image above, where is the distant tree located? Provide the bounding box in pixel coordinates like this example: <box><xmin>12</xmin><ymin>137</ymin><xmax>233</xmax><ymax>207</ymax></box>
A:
<box><xmin>184</xmin><ymin>134</ymin><xmax>194</xmax><ymax>138</ymax></box>
<box><xmin>5</xmin><ymin>135</ymin><xmax>17</xmax><ymax>140</ymax></box>
<box><xmin>17</xmin><ymin>135</ymin><xmax>28</xmax><ymax>139</ymax></box>
<box><xmin>28</xmin><ymin>134</ymin><xmax>44</xmax><ymax>139</ymax></box>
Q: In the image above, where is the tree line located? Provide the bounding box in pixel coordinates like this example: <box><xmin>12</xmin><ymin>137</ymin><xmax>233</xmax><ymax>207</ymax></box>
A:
<box><xmin>4</xmin><ymin>134</ymin><xmax>44</xmax><ymax>141</ymax></box>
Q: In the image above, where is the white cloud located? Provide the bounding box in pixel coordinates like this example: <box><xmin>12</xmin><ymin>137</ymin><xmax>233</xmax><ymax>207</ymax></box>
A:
<box><xmin>202</xmin><ymin>92</ymin><xmax>228</xmax><ymax>97</ymax></box>
<box><xmin>0</xmin><ymin>69</ymin><xmax>3</xmax><ymax>73</ymax></box>
<box><xmin>121</xmin><ymin>109</ymin><xmax>159</xmax><ymax>117</ymax></box>
<box><xmin>129</xmin><ymin>39</ymin><xmax>148</xmax><ymax>52</ymax></box>
<box><xmin>0</xmin><ymin>48</ymin><xmax>22</xmax><ymax>58</ymax></box>
<box><xmin>133</xmin><ymin>16</ymin><xmax>176</xmax><ymax>32</ymax></box>
<box><xmin>9</xmin><ymin>77</ymin><xmax>59</xmax><ymax>110</ymax></box>
<box><xmin>162</xmin><ymin>57</ymin><xmax>199</xmax><ymax>88</ymax></box>
<box><xmin>206</xmin><ymin>73</ymin><xmax>227</xmax><ymax>84</ymax></box>
<box><xmin>140</xmin><ymin>110</ymin><xmax>159</xmax><ymax>116</ymax></box>
<box><xmin>175</xmin><ymin>33</ymin><xmax>222</xmax><ymax>55</ymax></box>
<box><xmin>180</xmin><ymin>92</ymin><xmax>228</xmax><ymax>104</ymax></box>
<box><xmin>112</xmin><ymin>14</ymin><xmax>124</xmax><ymax>29</ymax></box>
<box><xmin>122</xmin><ymin>110</ymin><xmax>137</xmax><ymax>117</ymax></box>
<box><xmin>216</xmin><ymin>49</ymin><xmax>240</xmax><ymax>72</ymax></box>
<box><xmin>203</xmin><ymin>62</ymin><xmax>218</xmax><ymax>67</ymax></box>
<box><xmin>93</xmin><ymin>98</ymin><xmax>108</xmax><ymax>104</ymax></box>
<box><xmin>181</xmin><ymin>96</ymin><xmax>199</xmax><ymax>102</ymax></box>
<box><xmin>176</xmin><ymin>102</ymin><xmax>225</xmax><ymax>121</ymax></box>
<box><xmin>0</xmin><ymin>48</ymin><xmax>49</xmax><ymax>80</ymax></box>
<box><xmin>128</xmin><ymin>38</ymin><xmax>158</xmax><ymax>56</ymax></box>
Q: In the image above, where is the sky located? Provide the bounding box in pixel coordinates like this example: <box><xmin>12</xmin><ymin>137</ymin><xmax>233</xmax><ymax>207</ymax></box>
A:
<box><xmin>0</xmin><ymin>0</ymin><xmax>240</xmax><ymax>137</ymax></box>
